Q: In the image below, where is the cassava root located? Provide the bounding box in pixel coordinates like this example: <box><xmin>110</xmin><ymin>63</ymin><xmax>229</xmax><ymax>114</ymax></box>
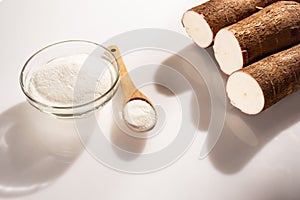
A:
<box><xmin>182</xmin><ymin>0</ymin><xmax>280</xmax><ymax>48</ymax></box>
<box><xmin>214</xmin><ymin>1</ymin><xmax>300</xmax><ymax>75</ymax></box>
<box><xmin>226</xmin><ymin>44</ymin><xmax>300</xmax><ymax>115</ymax></box>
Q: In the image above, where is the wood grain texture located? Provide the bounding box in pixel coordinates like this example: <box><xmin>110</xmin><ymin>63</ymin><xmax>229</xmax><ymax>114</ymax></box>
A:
<box><xmin>107</xmin><ymin>45</ymin><xmax>154</xmax><ymax>106</ymax></box>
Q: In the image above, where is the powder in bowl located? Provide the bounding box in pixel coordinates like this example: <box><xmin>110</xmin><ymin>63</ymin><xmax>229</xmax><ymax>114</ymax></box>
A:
<box><xmin>27</xmin><ymin>54</ymin><xmax>115</xmax><ymax>107</ymax></box>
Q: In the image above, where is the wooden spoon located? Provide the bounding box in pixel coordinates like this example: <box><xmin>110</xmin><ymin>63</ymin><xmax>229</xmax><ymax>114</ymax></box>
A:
<box><xmin>108</xmin><ymin>45</ymin><xmax>157</xmax><ymax>132</ymax></box>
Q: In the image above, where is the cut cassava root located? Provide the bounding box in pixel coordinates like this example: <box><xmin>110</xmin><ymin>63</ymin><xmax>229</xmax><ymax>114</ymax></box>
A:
<box><xmin>226</xmin><ymin>44</ymin><xmax>300</xmax><ymax>115</ymax></box>
<box><xmin>214</xmin><ymin>1</ymin><xmax>300</xmax><ymax>75</ymax></box>
<box><xmin>182</xmin><ymin>0</ymin><xmax>280</xmax><ymax>48</ymax></box>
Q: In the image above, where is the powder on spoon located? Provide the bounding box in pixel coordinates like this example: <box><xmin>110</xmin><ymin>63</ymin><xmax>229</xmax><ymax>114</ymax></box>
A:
<box><xmin>27</xmin><ymin>54</ymin><xmax>114</xmax><ymax>107</ymax></box>
<box><xmin>123</xmin><ymin>99</ymin><xmax>157</xmax><ymax>131</ymax></box>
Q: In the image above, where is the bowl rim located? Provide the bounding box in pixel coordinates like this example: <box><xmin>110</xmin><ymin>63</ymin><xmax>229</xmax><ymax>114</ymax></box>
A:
<box><xmin>19</xmin><ymin>40</ymin><xmax>120</xmax><ymax>110</ymax></box>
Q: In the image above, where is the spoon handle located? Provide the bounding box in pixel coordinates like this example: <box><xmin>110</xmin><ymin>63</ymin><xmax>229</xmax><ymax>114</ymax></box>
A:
<box><xmin>107</xmin><ymin>45</ymin><xmax>141</xmax><ymax>103</ymax></box>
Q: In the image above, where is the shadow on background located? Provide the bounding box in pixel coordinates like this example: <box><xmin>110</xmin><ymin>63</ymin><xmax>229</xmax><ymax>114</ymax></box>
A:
<box><xmin>154</xmin><ymin>43</ymin><xmax>300</xmax><ymax>174</ymax></box>
<box><xmin>155</xmin><ymin>44</ymin><xmax>213</xmax><ymax>132</ymax></box>
<box><xmin>0</xmin><ymin>102</ymin><xmax>83</xmax><ymax>197</ymax></box>
<box><xmin>109</xmin><ymin>122</ymin><xmax>146</xmax><ymax>161</ymax></box>
<box><xmin>209</xmin><ymin>91</ymin><xmax>300</xmax><ymax>174</ymax></box>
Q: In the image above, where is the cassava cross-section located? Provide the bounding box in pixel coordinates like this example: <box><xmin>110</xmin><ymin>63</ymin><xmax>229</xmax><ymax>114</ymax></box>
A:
<box><xmin>226</xmin><ymin>44</ymin><xmax>300</xmax><ymax>115</ymax></box>
<box><xmin>182</xmin><ymin>0</ymin><xmax>280</xmax><ymax>48</ymax></box>
<box><xmin>214</xmin><ymin>1</ymin><xmax>300</xmax><ymax>75</ymax></box>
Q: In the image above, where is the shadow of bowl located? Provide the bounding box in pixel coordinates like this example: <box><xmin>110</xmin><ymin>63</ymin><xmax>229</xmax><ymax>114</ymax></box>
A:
<box><xmin>0</xmin><ymin>102</ymin><xmax>83</xmax><ymax>197</ymax></box>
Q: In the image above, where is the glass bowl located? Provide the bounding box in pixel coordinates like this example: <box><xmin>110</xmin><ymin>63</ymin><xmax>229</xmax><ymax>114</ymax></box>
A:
<box><xmin>20</xmin><ymin>40</ymin><xmax>120</xmax><ymax>118</ymax></box>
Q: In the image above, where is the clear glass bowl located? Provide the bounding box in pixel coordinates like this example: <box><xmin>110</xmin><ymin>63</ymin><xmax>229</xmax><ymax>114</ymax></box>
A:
<box><xmin>20</xmin><ymin>40</ymin><xmax>120</xmax><ymax>118</ymax></box>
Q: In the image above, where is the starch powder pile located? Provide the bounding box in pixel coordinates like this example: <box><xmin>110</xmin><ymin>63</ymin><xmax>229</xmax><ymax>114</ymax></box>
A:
<box><xmin>27</xmin><ymin>54</ymin><xmax>114</xmax><ymax>107</ymax></box>
<box><xmin>123</xmin><ymin>99</ymin><xmax>156</xmax><ymax>131</ymax></box>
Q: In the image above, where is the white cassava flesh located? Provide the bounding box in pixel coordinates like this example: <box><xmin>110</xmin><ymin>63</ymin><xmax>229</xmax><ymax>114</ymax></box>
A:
<box><xmin>213</xmin><ymin>29</ymin><xmax>244</xmax><ymax>75</ymax></box>
<box><xmin>226</xmin><ymin>71</ymin><xmax>265</xmax><ymax>115</ymax></box>
<box><xmin>182</xmin><ymin>11</ymin><xmax>213</xmax><ymax>48</ymax></box>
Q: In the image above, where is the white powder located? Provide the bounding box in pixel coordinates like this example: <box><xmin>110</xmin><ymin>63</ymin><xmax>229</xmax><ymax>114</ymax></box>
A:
<box><xmin>123</xmin><ymin>99</ymin><xmax>156</xmax><ymax>131</ymax></box>
<box><xmin>27</xmin><ymin>54</ymin><xmax>114</xmax><ymax>107</ymax></box>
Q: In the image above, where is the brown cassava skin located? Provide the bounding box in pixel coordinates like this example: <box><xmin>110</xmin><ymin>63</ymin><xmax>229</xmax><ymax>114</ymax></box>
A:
<box><xmin>184</xmin><ymin>0</ymin><xmax>279</xmax><ymax>37</ymax></box>
<box><xmin>238</xmin><ymin>44</ymin><xmax>300</xmax><ymax>112</ymax></box>
<box><xmin>225</xmin><ymin>1</ymin><xmax>300</xmax><ymax>66</ymax></box>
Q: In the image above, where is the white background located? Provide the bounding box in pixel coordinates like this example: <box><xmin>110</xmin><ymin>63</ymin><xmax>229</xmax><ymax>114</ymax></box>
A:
<box><xmin>1</xmin><ymin>0</ymin><xmax>300</xmax><ymax>199</ymax></box>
